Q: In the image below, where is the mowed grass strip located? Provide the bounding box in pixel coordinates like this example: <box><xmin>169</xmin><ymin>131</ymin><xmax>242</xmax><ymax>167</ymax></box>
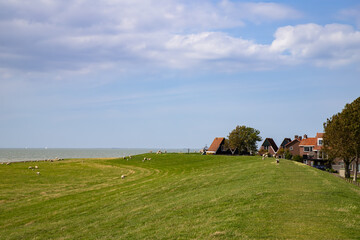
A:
<box><xmin>1</xmin><ymin>154</ymin><xmax>360</xmax><ymax>239</ymax></box>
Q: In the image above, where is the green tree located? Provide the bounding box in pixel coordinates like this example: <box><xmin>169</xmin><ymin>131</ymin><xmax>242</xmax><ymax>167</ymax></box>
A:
<box><xmin>342</xmin><ymin>97</ymin><xmax>360</xmax><ymax>181</ymax></box>
<box><xmin>227</xmin><ymin>125</ymin><xmax>262</xmax><ymax>155</ymax></box>
<box><xmin>323</xmin><ymin>97</ymin><xmax>360</xmax><ymax>179</ymax></box>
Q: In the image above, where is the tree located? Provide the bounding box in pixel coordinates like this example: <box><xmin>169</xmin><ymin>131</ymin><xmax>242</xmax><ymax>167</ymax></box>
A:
<box><xmin>323</xmin><ymin>97</ymin><xmax>360</xmax><ymax>179</ymax></box>
<box><xmin>227</xmin><ymin>125</ymin><xmax>262</xmax><ymax>155</ymax></box>
<box><xmin>342</xmin><ymin>97</ymin><xmax>360</xmax><ymax>181</ymax></box>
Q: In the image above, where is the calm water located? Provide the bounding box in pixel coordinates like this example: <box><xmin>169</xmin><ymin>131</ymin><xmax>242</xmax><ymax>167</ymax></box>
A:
<box><xmin>0</xmin><ymin>148</ymin><xmax>197</xmax><ymax>162</ymax></box>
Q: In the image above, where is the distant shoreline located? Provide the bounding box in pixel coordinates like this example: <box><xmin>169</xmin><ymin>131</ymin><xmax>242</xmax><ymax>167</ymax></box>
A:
<box><xmin>0</xmin><ymin>148</ymin><xmax>199</xmax><ymax>162</ymax></box>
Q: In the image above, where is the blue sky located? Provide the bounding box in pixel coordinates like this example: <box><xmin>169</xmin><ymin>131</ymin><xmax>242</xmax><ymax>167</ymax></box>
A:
<box><xmin>0</xmin><ymin>0</ymin><xmax>359</xmax><ymax>148</ymax></box>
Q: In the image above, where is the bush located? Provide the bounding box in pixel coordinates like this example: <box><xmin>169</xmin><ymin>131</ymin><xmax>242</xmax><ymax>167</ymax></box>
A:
<box><xmin>326</xmin><ymin>168</ymin><xmax>337</xmax><ymax>173</ymax></box>
<box><xmin>285</xmin><ymin>150</ymin><xmax>292</xmax><ymax>160</ymax></box>
<box><xmin>292</xmin><ymin>155</ymin><xmax>303</xmax><ymax>162</ymax></box>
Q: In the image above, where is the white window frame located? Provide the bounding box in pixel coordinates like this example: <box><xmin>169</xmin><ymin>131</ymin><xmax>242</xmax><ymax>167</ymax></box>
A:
<box><xmin>304</xmin><ymin>146</ymin><xmax>313</xmax><ymax>152</ymax></box>
<box><xmin>318</xmin><ymin>138</ymin><xmax>323</xmax><ymax>146</ymax></box>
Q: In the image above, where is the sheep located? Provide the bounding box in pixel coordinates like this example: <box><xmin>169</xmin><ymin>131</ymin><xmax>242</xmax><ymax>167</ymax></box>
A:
<box><xmin>35</xmin><ymin>166</ymin><xmax>39</xmax><ymax>169</ymax></box>
<box><xmin>28</xmin><ymin>166</ymin><xmax>33</xmax><ymax>169</ymax></box>
<box><xmin>36</xmin><ymin>172</ymin><xmax>40</xmax><ymax>175</ymax></box>
<box><xmin>129</xmin><ymin>155</ymin><xmax>132</xmax><ymax>159</ymax></box>
<box><xmin>6</xmin><ymin>162</ymin><xmax>11</xmax><ymax>165</ymax></box>
<box><xmin>121</xmin><ymin>175</ymin><xmax>126</xmax><ymax>179</ymax></box>
<box><xmin>148</xmin><ymin>158</ymin><xmax>151</xmax><ymax>161</ymax></box>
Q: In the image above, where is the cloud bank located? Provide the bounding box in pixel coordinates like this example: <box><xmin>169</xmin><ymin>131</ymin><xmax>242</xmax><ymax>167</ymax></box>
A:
<box><xmin>0</xmin><ymin>0</ymin><xmax>359</xmax><ymax>75</ymax></box>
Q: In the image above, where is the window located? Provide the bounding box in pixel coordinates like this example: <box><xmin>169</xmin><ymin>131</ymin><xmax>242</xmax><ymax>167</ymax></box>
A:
<box><xmin>290</xmin><ymin>146</ymin><xmax>293</xmax><ymax>151</ymax></box>
<box><xmin>318</xmin><ymin>138</ymin><xmax>323</xmax><ymax>146</ymax></box>
<box><xmin>304</xmin><ymin>146</ymin><xmax>313</xmax><ymax>152</ymax></box>
<box><xmin>264</xmin><ymin>146</ymin><xmax>268</xmax><ymax>150</ymax></box>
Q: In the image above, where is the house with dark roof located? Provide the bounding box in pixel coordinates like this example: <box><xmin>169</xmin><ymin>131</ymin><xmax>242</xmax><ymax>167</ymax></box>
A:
<box><xmin>259</xmin><ymin>138</ymin><xmax>278</xmax><ymax>156</ymax></box>
<box><xmin>299</xmin><ymin>133</ymin><xmax>326</xmax><ymax>167</ymax></box>
<box><xmin>275</xmin><ymin>138</ymin><xmax>292</xmax><ymax>158</ymax></box>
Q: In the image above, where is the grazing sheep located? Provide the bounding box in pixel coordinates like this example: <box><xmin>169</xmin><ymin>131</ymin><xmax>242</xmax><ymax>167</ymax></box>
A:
<box><xmin>28</xmin><ymin>166</ymin><xmax>33</xmax><ymax>169</ymax></box>
<box><xmin>129</xmin><ymin>155</ymin><xmax>132</xmax><ymax>159</ymax></box>
<box><xmin>6</xmin><ymin>162</ymin><xmax>11</xmax><ymax>165</ymax></box>
<box><xmin>156</xmin><ymin>150</ymin><xmax>162</xmax><ymax>154</ymax></box>
<box><xmin>35</xmin><ymin>166</ymin><xmax>38</xmax><ymax>169</ymax></box>
<box><xmin>1</xmin><ymin>162</ymin><xmax>3</xmax><ymax>165</ymax></box>
<box><xmin>36</xmin><ymin>172</ymin><xmax>40</xmax><ymax>175</ymax></box>
<box><xmin>121</xmin><ymin>175</ymin><xmax>126</xmax><ymax>179</ymax></box>
<box><xmin>148</xmin><ymin>158</ymin><xmax>151</xmax><ymax>161</ymax></box>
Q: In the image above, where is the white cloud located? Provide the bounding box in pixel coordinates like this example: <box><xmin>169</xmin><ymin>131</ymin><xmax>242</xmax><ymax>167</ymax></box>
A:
<box><xmin>0</xmin><ymin>1</ymin><xmax>359</xmax><ymax>74</ymax></box>
<box><xmin>270</xmin><ymin>24</ymin><xmax>360</xmax><ymax>67</ymax></box>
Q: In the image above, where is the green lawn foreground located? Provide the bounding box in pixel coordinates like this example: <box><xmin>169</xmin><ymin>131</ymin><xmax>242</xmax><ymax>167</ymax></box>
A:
<box><xmin>1</xmin><ymin>154</ymin><xmax>360</xmax><ymax>240</ymax></box>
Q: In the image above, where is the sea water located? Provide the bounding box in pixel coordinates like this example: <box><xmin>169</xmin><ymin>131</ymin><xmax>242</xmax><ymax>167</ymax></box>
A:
<box><xmin>0</xmin><ymin>148</ymin><xmax>197</xmax><ymax>162</ymax></box>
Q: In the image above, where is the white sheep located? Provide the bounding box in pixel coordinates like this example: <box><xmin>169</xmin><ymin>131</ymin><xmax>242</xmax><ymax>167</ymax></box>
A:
<box><xmin>35</xmin><ymin>166</ymin><xmax>38</xmax><ymax>169</ymax></box>
<box><xmin>121</xmin><ymin>175</ymin><xmax>126</xmax><ymax>179</ymax></box>
<box><xmin>28</xmin><ymin>166</ymin><xmax>33</xmax><ymax>169</ymax></box>
<box><xmin>36</xmin><ymin>172</ymin><xmax>40</xmax><ymax>175</ymax></box>
<box><xmin>148</xmin><ymin>158</ymin><xmax>151</xmax><ymax>161</ymax></box>
<box><xmin>6</xmin><ymin>162</ymin><xmax>11</xmax><ymax>165</ymax></box>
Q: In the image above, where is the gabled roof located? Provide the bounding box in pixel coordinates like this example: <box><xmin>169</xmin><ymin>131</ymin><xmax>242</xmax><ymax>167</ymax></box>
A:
<box><xmin>280</xmin><ymin>138</ymin><xmax>291</xmax><ymax>148</ymax></box>
<box><xmin>285</xmin><ymin>138</ymin><xmax>300</xmax><ymax>147</ymax></box>
<box><xmin>262</xmin><ymin>138</ymin><xmax>278</xmax><ymax>152</ymax></box>
<box><xmin>208</xmin><ymin>137</ymin><xmax>225</xmax><ymax>152</ymax></box>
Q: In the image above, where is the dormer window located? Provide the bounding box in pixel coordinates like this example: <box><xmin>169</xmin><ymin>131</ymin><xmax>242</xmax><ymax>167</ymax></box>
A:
<box><xmin>318</xmin><ymin>138</ymin><xmax>323</xmax><ymax>146</ymax></box>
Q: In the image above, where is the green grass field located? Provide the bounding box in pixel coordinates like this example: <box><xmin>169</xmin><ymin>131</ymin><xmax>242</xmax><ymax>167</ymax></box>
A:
<box><xmin>1</xmin><ymin>154</ymin><xmax>360</xmax><ymax>239</ymax></box>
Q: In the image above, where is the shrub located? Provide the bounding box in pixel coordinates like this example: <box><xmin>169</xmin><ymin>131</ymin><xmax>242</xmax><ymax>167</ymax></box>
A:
<box><xmin>292</xmin><ymin>155</ymin><xmax>303</xmax><ymax>162</ymax></box>
<box><xmin>285</xmin><ymin>150</ymin><xmax>293</xmax><ymax>160</ymax></box>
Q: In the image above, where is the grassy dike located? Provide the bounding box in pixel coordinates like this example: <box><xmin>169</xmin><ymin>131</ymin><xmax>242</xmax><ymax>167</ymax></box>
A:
<box><xmin>1</xmin><ymin>154</ymin><xmax>360</xmax><ymax>239</ymax></box>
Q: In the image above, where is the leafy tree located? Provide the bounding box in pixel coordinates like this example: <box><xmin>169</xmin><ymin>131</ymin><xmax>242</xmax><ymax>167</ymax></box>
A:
<box><xmin>227</xmin><ymin>125</ymin><xmax>262</xmax><ymax>155</ymax></box>
<box><xmin>342</xmin><ymin>97</ymin><xmax>360</xmax><ymax>181</ymax></box>
<box><xmin>277</xmin><ymin>148</ymin><xmax>285</xmax><ymax>158</ymax></box>
<box><xmin>323</xmin><ymin>97</ymin><xmax>360</xmax><ymax>179</ymax></box>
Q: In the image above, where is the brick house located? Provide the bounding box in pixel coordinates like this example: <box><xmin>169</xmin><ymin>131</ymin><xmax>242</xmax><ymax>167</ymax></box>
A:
<box><xmin>299</xmin><ymin>133</ymin><xmax>326</xmax><ymax>167</ymax></box>
<box><xmin>284</xmin><ymin>135</ymin><xmax>302</xmax><ymax>157</ymax></box>
<box><xmin>259</xmin><ymin>138</ymin><xmax>278</xmax><ymax>156</ymax></box>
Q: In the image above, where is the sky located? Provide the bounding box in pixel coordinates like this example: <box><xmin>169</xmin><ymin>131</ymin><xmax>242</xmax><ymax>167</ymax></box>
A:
<box><xmin>0</xmin><ymin>0</ymin><xmax>359</xmax><ymax>149</ymax></box>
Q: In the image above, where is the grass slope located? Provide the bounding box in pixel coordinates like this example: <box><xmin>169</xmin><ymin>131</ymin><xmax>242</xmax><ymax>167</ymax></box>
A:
<box><xmin>1</xmin><ymin>154</ymin><xmax>360</xmax><ymax>239</ymax></box>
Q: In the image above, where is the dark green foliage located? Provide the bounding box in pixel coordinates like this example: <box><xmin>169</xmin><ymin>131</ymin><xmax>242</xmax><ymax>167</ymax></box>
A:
<box><xmin>227</xmin><ymin>125</ymin><xmax>262</xmax><ymax>154</ymax></box>
<box><xmin>292</xmin><ymin>155</ymin><xmax>303</xmax><ymax>162</ymax></box>
<box><xmin>324</xmin><ymin>97</ymin><xmax>360</xmax><ymax>179</ymax></box>
<box><xmin>285</xmin><ymin>149</ymin><xmax>293</xmax><ymax>160</ymax></box>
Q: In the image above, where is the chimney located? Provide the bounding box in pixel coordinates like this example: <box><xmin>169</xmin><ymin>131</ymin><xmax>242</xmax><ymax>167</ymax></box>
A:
<box><xmin>299</xmin><ymin>136</ymin><xmax>302</xmax><ymax>140</ymax></box>
<box><xmin>294</xmin><ymin>135</ymin><xmax>298</xmax><ymax>140</ymax></box>
<box><xmin>303</xmin><ymin>134</ymin><xmax>307</xmax><ymax>139</ymax></box>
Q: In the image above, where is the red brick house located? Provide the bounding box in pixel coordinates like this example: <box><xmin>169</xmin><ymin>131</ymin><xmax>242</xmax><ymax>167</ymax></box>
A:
<box><xmin>299</xmin><ymin>133</ymin><xmax>325</xmax><ymax>166</ymax></box>
<box><xmin>284</xmin><ymin>135</ymin><xmax>302</xmax><ymax>157</ymax></box>
<box><xmin>259</xmin><ymin>138</ymin><xmax>278</xmax><ymax>156</ymax></box>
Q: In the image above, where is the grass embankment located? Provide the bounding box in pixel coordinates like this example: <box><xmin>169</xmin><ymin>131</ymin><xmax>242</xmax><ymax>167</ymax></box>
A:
<box><xmin>1</xmin><ymin>154</ymin><xmax>360</xmax><ymax>239</ymax></box>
